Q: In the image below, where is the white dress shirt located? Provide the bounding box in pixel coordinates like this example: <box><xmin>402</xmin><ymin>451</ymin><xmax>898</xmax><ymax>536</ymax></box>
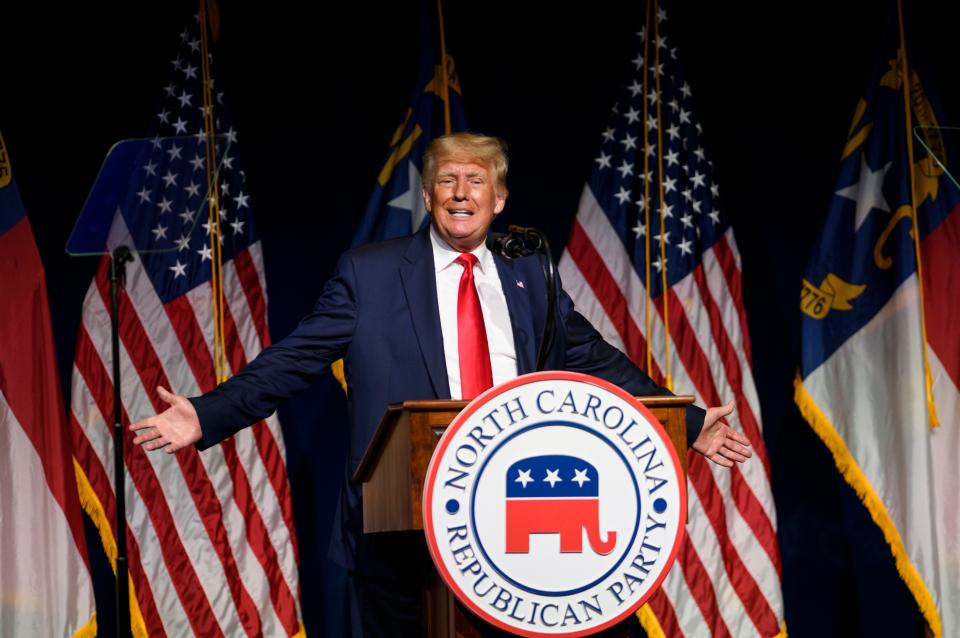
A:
<box><xmin>430</xmin><ymin>226</ymin><xmax>518</xmax><ymax>399</ymax></box>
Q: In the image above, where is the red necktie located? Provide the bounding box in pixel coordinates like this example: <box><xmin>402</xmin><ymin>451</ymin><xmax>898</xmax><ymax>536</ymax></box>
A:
<box><xmin>456</xmin><ymin>253</ymin><xmax>493</xmax><ymax>399</ymax></box>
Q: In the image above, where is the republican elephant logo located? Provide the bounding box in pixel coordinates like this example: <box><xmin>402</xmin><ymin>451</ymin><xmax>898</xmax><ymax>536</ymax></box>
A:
<box><xmin>504</xmin><ymin>454</ymin><xmax>617</xmax><ymax>555</ymax></box>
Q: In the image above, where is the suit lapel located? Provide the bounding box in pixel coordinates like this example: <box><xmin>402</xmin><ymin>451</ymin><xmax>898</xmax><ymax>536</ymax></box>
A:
<box><xmin>494</xmin><ymin>254</ymin><xmax>537</xmax><ymax>375</ymax></box>
<box><xmin>399</xmin><ymin>228</ymin><xmax>450</xmax><ymax>399</ymax></box>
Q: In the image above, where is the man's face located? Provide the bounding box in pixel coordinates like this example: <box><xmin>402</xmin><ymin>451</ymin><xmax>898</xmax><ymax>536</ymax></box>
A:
<box><xmin>423</xmin><ymin>159</ymin><xmax>505</xmax><ymax>252</ymax></box>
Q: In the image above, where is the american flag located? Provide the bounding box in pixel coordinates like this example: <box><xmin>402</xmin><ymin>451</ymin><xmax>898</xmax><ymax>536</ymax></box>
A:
<box><xmin>558</xmin><ymin>5</ymin><xmax>785</xmax><ymax>636</ymax></box>
<box><xmin>69</xmin><ymin>14</ymin><xmax>303</xmax><ymax>637</ymax></box>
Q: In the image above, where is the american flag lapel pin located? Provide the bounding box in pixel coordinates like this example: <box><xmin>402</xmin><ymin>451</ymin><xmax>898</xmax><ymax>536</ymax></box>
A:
<box><xmin>516</xmin><ymin>280</ymin><xmax>525</xmax><ymax>289</ymax></box>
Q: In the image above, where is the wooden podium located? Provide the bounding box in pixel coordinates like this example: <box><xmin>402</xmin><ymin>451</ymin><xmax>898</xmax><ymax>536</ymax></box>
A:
<box><xmin>353</xmin><ymin>395</ymin><xmax>693</xmax><ymax>637</ymax></box>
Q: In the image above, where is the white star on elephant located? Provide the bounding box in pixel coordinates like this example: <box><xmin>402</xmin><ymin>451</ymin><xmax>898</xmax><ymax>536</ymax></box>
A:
<box><xmin>514</xmin><ymin>469</ymin><xmax>533</xmax><ymax>488</ymax></box>
<box><xmin>571</xmin><ymin>468</ymin><xmax>591</xmax><ymax>487</ymax></box>
<box><xmin>544</xmin><ymin>469</ymin><xmax>562</xmax><ymax>487</ymax></box>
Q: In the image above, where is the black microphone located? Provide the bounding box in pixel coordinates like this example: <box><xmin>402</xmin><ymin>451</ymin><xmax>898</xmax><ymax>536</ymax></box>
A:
<box><xmin>486</xmin><ymin>226</ymin><xmax>544</xmax><ymax>259</ymax></box>
<box><xmin>486</xmin><ymin>225</ymin><xmax>557</xmax><ymax>372</ymax></box>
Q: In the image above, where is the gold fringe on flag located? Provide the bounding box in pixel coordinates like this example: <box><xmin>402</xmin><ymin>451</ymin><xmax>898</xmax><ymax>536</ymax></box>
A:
<box><xmin>73</xmin><ymin>459</ymin><xmax>149</xmax><ymax>638</ymax></box>
<box><xmin>794</xmin><ymin>374</ymin><xmax>942</xmax><ymax>637</ymax></box>
<box><xmin>636</xmin><ymin>603</ymin><xmax>665</xmax><ymax>638</ymax></box>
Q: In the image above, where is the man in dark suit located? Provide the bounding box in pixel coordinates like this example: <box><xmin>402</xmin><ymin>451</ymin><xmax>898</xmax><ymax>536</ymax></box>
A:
<box><xmin>131</xmin><ymin>133</ymin><xmax>751</xmax><ymax>636</ymax></box>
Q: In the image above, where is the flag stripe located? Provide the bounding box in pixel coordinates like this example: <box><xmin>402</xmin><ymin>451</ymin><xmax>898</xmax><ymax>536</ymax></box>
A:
<box><xmin>93</xmin><ymin>268</ymin><xmax>261</xmax><ymax>637</ymax></box>
<box><xmin>165</xmin><ymin>294</ymin><xmax>219</xmax><ymax>389</ymax></box>
<box><xmin>178</xmin><ymin>284</ymin><xmax>292</xmax><ymax>637</ymax></box>
<box><xmin>663</xmin><ymin>288</ymin><xmax>781</xmax><ymax>634</ymax></box>
<box><xmin>712</xmin><ymin>236</ymin><xmax>753</xmax><ymax>367</ymax></box>
<box><xmin>248</xmin><ymin>241</ymin><xmax>271</xmax><ymax>310</ymax></box>
<box><xmin>70</xmin><ymin>365</ymin><xmax>171</xmax><ymax>636</ymax></box>
<box><xmin>567</xmin><ymin>219</ymin><xmax>661</xmax><ymax>377</ymax></box>
<box><xmin>221</xmin><ymin>257</ymin><xmax>301</xmax><ymax>564</ymax></box>
<box><xmin>71</xmin><ymin>413</ymin><xmax>170</xmax><ymax>638</ymax></box>
<box><xmin>676</xmin><ymin>534</ymin><xmax>734</xmax><ymax>638</ymax></box>
<box><xmin>671</xmin><ymin>274</ymin><xmax>780</xmax><ymax>571</ymax></box>
<box><xmin>73</xmin><ymin>324</ymin><xmax>222</xmax><ymax>637</ymax></box>
<box><xmin>681</xmin><ymin>478</ymin><xmax>762</xmax><ymax>637</ymax></box>
<box><xmin>675</xmin><ymin>269</ymin><xmax>777</xmax><ymax>520</ymax></box>
<box><xmin>164</xmin><ymin>292</ymin><xmax>286</xmax><ymax>636</ymax></box>
<box><xmin>699</xmin><ymin>241</ymin><xmax>764</xmax><ymax>448</ymax></box>
<box><xmin>233</xmin><ymin>246</ymin><xmax>271</xmax><ymax>348</ymax></box>
<box><xmin>569</xmin><ymin>191</ymin><xmax>667</xmax><ymax>369</ymax></box>
<box><xmin>186</xmin><ymin>272</ymin><xmax>301</xmax><ymax>594</ymax></box>
<box><xmin>0</xmin><ymin>395</ymin><xmax>91</xmax><ymax>636</ymax></box>
<box><xmin>687</xmin><ymin>457</ymin><xmax>778</xmax><ymax>635</ymax></box>
<box><xmin>252</xmin><ymin>419</ymin><xmax>299</xmax><ymax>560</ymax></box>
<box><xmin>99</xmin><ymin>238</ymin><xmax>284</xmax><ymax>635</ymax></box>
<box><xmin>559</xmin><ymin>254</ymin><xmax>629</xmax><ymax>354</ymax></box>
<box><xmin>70</xmin><ymin>413</ymin><xmax>118</xmax><ymax>533</ymax></box>
<box><xmin>688</xmin><ymin>271</ymin><xmax>780</xmax><ymax>571</ymax></box>
<box><xmin>83</xmin><ymin>264</ymin><xmax>248</xmax><ymax>638</ymax></box>
<box><xmin>1</xmin><ymin>192</ymin><xmax>95</xmax><ymax>635</ymax></box>
<box><xmin>691</xmin><ymin>265</ymin><xmax>770</xmax><ymax>473</ymax></box>
<box><xmin>646</xmin><ymin>589</ymin><xmax>682</xmax><ymax>637</ymax></box>
<box><xmin>217</xmin><ymin>288</ymin><xmax>300</xmax><ymax>634</ymax></box>
<box><xmin>0</xmin><ymin>219</ymin><xmax>90</xmax><ymax>564</ymax></box>
<box><xmin>709</xmin><ymin>470</ymin><xmax>783</xmax><ymax>631</ymax></box>
<box><xmin>220</xmin><ymin>438</ymin><xmax>299</xmax><ymax>635</ymax></box>
<box><xmin>71</xmin><ymin>354</ymin><xmax>115</xmax><ymax>477</ymax></box>
<box><xmin>921</xmin><ymin>201</ymin><xmax>960</xmax><ymax>388</ymax></box>
<box><xmin>76</xmin><ymin>300</ymin><xmax>230</xmax><ymax>637</ymax></box>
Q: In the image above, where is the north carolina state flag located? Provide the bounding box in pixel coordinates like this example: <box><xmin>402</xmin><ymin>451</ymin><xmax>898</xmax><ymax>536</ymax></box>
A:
<box><xmin>0</xmin><ymin>132</ymin><xmax>96</xmax><ymax>637</ymax></box>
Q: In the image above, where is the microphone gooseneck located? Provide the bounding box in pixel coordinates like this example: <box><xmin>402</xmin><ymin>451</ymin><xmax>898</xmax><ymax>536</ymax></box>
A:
<box><xmin>487</xmin><ymin>226</ymin><xmax>557</xmax><ymax>372</ymax></box>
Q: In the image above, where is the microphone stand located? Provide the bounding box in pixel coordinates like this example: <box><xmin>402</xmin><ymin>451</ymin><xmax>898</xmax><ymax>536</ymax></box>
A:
<box><xmin>489</xmin><ymin>226</ymin><xmax>557</xmax><ymax>371</ymax></box>
<box><xmin>109</xmin><ymin>245</ymin><xmax>133</xmax><ymax>638</ymax></box>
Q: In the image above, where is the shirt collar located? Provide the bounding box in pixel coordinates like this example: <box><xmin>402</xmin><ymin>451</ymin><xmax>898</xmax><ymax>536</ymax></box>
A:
<box><xmin>429</xmin><ymin>224</ymin><xmax>493</xmax><ymax>275</ymax></box>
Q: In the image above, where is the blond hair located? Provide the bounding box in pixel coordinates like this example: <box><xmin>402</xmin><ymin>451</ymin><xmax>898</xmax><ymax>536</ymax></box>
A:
<box><xmin>422</xmin><ymin>133</ymin><xmax>509</xmax><ymax>195</ymax></box>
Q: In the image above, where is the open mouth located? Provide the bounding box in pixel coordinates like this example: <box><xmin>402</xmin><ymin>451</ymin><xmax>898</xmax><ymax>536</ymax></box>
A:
<box><xmin>448</xmin><ymin>209</ymin><xmax>474</xmax><ymax>219</ymax></box>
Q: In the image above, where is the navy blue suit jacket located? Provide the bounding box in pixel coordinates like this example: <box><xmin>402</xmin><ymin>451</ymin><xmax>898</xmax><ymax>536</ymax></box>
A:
<box><xmin>191</xmin><ymin>226</ymin><xmax>705</xmax><ymax>570</ymax></box>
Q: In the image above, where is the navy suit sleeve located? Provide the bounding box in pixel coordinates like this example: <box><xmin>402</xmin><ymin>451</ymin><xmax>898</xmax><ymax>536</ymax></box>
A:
<box><xmin>190</xmin><ymin>252</ymin><xmax>359</xmax><ymax>449</ymax></box>
<box><xmin>558</xmin><ymin>286</ymin><xmax>706</xmax><ymax>448</ymax></box>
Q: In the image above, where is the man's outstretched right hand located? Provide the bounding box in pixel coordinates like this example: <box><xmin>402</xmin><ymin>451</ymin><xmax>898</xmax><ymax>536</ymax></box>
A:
<box><xmin>130</xmin><ymin>386</ymin><xmax>202</xmax><ymax>454</ymax></box>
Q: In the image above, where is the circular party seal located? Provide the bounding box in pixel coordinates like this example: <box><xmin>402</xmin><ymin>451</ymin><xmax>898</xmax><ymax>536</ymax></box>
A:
<box><xmin>423</xmin><ymin>371</ymin><xmax>686</xmax><ymax>637</ymax></box>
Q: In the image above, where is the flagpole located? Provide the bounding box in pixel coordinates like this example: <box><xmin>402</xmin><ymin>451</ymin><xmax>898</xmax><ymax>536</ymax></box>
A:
<box><xmin>653</xmin><ymin>0</ymin><xmax>673</xmax><ymax>391</ymax></box>
<box><xmin>436</xmin><ymin>0</ymin><xmax>452</xmax><ymax>135</ymax></box>
<box><xmin>641</xmin><ymin>0</ymin><xmax>654</xmax><ymax>376</ymax></box>
<box><xmin>896</xmin><ymin>0</ymin><xmax>940</xmax><ymax>427</ymax></box>
<box><xmin>199</xmin><ymin>0</ymin><xmax>229</xmax><ymax>384</ymax></box>
<box><xmin>109</xmin><ymin>245</ymin><xmax>133</xmax><ymax>638</ymax></box>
